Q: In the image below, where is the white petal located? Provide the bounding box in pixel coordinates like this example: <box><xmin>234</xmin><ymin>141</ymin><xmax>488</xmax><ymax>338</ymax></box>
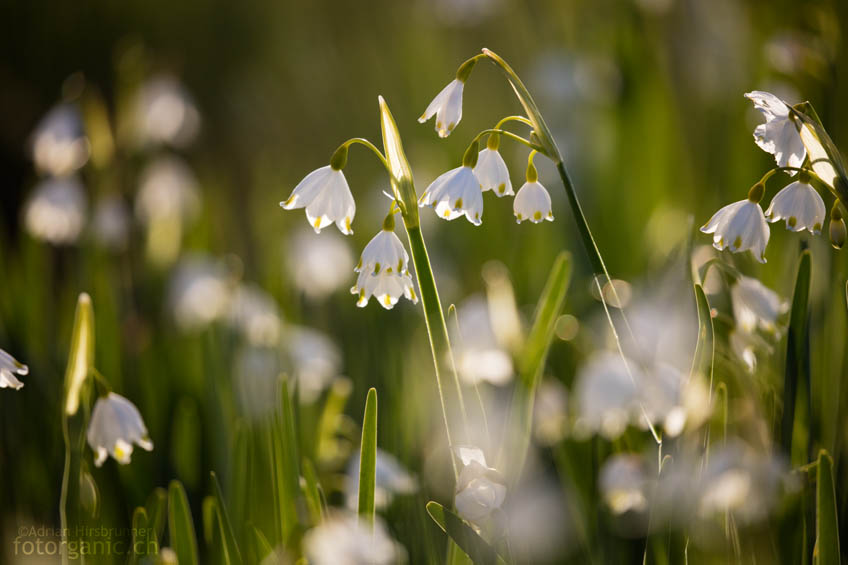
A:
<box><xmin>474</xmin><ymin>149</ymin><xmax>513</xmax><ymax>196</ymax></box>
<box><xmin>514</xmin><ymin>181</ymin><xmax>553</xmax><ymax>223</ymax></box>
<box><xmin>281</xmin><ymin>166</ymin><xmax>333</xmax><ymax>210</ymax></box>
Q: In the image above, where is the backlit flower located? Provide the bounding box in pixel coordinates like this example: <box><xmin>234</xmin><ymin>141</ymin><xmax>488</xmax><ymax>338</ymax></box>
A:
<box><xmin>30</xmin><ymin>104</ymin><xmax>90</xmax><ymax>177</ymax></box>
<box><xmin>513</xmin><ymin>181</ymin><xmax>553</xmax><ymax>223</ymax></box>
<box><xmin>418</xmin><ymin>79</ymin><xmax>464</xmax><ymax>138</ymax></box>
<box><xmin>745</xmin><ymin>91</ymin><xmax>805</xmax><ymax>170</ymax></box>
<box><xmin>345</xmin><ymin>448</ymin><xmax>418</xmax><ymax>510</ymax></box>
<box><xmin>281</xmin><ymin>165</ymin><xmax>355</xmax><ymax>234</ymax></box>
<box><xmin>351</xmin><ymin>228</ymin><xmax>418</xmax><ymax>309</ymax></box>
<box><xmin>87</xmin><ymin>392</ymin><xmax>153</xmax><ymax>466</ymax></box>
<box><xmin>765</xmin><ymin>179</ymin><xmax>825</xmax><ymax>234</ymax></box>
<box><xmin>134</xmin><ymin>75</ymin><xmax>200</xmax><ymax>148</ymax></box>
<box><xmin>700</xmin><ymin>198</ymin><xmax>769</xmax><ymax>263</ymax></box>
<box><xmin>454</xmin><ymin>446</ymin><xmax>506</xmax><ymax>523</ymax></box>
<box><xmin>474</xmin><ymin>147</ymin><xmax>513</xmax><ymax>196</ymax></box>
<box><xmin>731</xmin><ymin>275</ymin><xmax>787</xmax><ymax>335</ymax></box>
<box><xmin>452</xmin><ymin>295</ymin><xmax>513</xmax><ymax>386</ymax></box>
<box><xmin>286</xmin><ymin>229</ymin><xmax>354</xmax><ymax>300</ymax></box>
<box><xmin>304</xmin><ymin>512</ymin><xmax>402</xmax><ymax>565</ymax></box>
<box><xmin>420</xmin><ymin>165</ymin><xmax>483</xmax><ymax>224</ymax></box>
<box><xmin>168</xmin><ymin>256</ymin><xmax>233</xmax><ymax>331</ymax></box>
<box><xmin>24</xmin><ymin>177</ymin><xmax>87</xmax><ymax>245</ymax></box>
<box><xmin>0</xmin><ymin>348</ymin><xmax>28</xmax><ymax>390</ymax></box>
<box><xmin>227</xmin><ymin>284</ymin><xmax>282</xmax><ymax>346</ymax></box>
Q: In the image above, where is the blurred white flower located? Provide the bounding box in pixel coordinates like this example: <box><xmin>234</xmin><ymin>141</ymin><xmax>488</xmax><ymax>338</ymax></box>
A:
<box><xmin>600</xmin><ymin>454</ymin><xmax>649</xmax><ymax>515</ymax></box>
<box><xmin>168</xmin><ymin>256</ymin><xmax>233</xmax><ymax>331</ymax></box>
<box><xmin>304</xmin><ymin>512</ymin><xmax>403</xmax><ymax>565</ymax></box>
<box><xmin>233</xmin><ymin>346</ymin><xmax>279</xmax><ymax>419</ymax></box>
<box><xmin>134</xmin><ymin>75</ymin><xmax>200</xmax><ymax>148</ymax></box>
<box><xmin>281</xmin><ymin>165</ymin><xmax>355</xmax><ymax>235</ymax></box>
<box><xmin>345</xmin><ymin>448</ymin><xmax>418</xmax><ymax>510</ymax></box>
<box><xmin>731</xmin><ymin>275</ymin><xmax>787</xmax><ymax>335</ymax></box>
<box><xmin>30</xmin><ymin>104</ymin><xmax>90</xmax><ymax>177</ymax></box>
<box><xmin>0</xmin><ymin>348</ymin><xmax>28</xmax><ymax>390</ymax></box>
<box><xmin>227</xmin><ymin>284</ymin><xmax>282</xmax><ymax>346</ymax></box>
<box><xmin>454</xmin><ymin>446</ymin><xmax>506</xmax><ymax>523</ymax></box>
<box><xmin>419</xmin><ymin>165</ymin><xmax>483</xmax><ymax>225</ymax></box>
<box><xmin>284</xmin><ymin>325</ymin><xmax>341</xmax><ymax>403</ymax></box>
<box><xmin>729</xmin><ymin>328</ymin><xmax>771</xmax><ymax>373</ymax></box>
<box><xmin>92</xmin><ymin>194</ymin><xmax>130</xmax><ymax>250</ymax></box>
<box><xmin>533</xmin><ymin>379</ymin><xmax>568</xmax><ymax>445</ymax></box>
<box><xmin>24</xmin><ymin>176</ymin><xmax>87</xmax><ymax>245</ymax></box>
<box><xmin>452</xmin><ymin>295</ymin><xmax>513</xmax><ymax>386</ymax></box>
<box><xmin>87</xmin><ymin>392</ymin><xmax>153</xmax><ymax>467</ymax></box>
<box><xmin>505</xmin><ymin>477</ymin><xmax>573</xmax><ymax>562</ymax></box>
<box><xmin>135</xmin><ymin>156</ymin><xmax>201</xmax><ymax>225</ymax></box>
<box><xmin>700</xmin><ymin>199</ymin><xmax>769</xmax><ymax>263</ymax></box>
<box><xmin>513</xmin><ymin>181</ymin><xmax>554</xmax><ymax>224</ymax></box>
<box><xmin>351</xmin><ymin>228</ymin><xmax>418</xmax><ymax>309</ymax></box>
<box><xmin>765</xmin><ymin>179</ymin><xmax>825</xmax><ymax>234</ymax></box>
<box><xmin>573</xmin><ymin>352</ymin><xmax>640</xmax><ymax>439</ymax></box>
<box><xmin>474</xmin><ymin>147</ymin><xmax>513</xmax><ymax>196</ymax></box>
<box><xmin>286</xmin><ymin>229</ymin><xmax>354</xmax><ymax>300</ymax></box>
<box><xmin>745</xmin><ymin>91</ymin><xmax>805</xmax><ymax>170</ymax></box>
<box><xmin>418</xmin><ymin>79</ymin><xmax>464</xmax><ymax>138</ymax></box>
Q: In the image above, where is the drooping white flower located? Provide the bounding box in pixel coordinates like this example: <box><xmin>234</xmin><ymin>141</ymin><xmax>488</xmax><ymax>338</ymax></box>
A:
<box><xmin>345</xmin><ymin>448</ymin><xmax>418</xmax><ymax>510</ymax></box>
<box><xmin>765</xmin><ymin>180</ymin><xmax>826</xmax><ymax>234</ymax></box>
<box><xmin>454</xmin><ymin>446</ymin><xmax>506</xmax><ymax>523</ymax></box>
<box><xmin>227</xmin><ymin>284</ymin><xmax>282</xmax><ymax>347</ymax></box>
<box><xmin>513</xmin><ymin>181</ymin><xmax>553</xmax><ymax>224</ymax></box>
<box><xmin>30</xmin><ymin>104</ymin><xmax>90</xmax><ymax>177</ymax></box>
<box><xmin>731</xmin><ymin>275</ymin><xmax>787</xmax><ymax>335</ymax></box>
<box><xmin>418</xmin><ymin>79</ymin><xmax>464</xmax><ymax>138</ymax></box>
<box><xmin>24</xmin><ymin>176</ymin><xmax>88</xmax><ymax>245</ymax></box>
<box><xmin>474</xmin><ymin>147</ymin><xmax>513</xmax><ymax>196</ymax></box>
<box><xmin>284</xmin><ymin>325</ymin><xmax>341</xmax><ymax>403</ymax></box>
<box><xmin>135</xmin><ymin>156</ymin><xmax>201</xmax><ymax>225</ymax></box>
<box><xmin>351</xmin><ymin>227</ymin><xmax>418</xmax><ymax>309</ymax></box>
<box><xmin>281</xmin><ymin>165</ymin><xmax>355</xmax><ymax>234</ymax></box>
<box><xmin>87</xmin><ymin>392</ymin><xmax>153</xmax><ymax>466</ymax></box>
<box><xmin>419</xmin><ymin>165</ymin><xmax>483</xmax><ymax>225</ymax></box>
<box><xmin>0</xmin><ymin>348</ymin><xmax>28</xmax><ymax>390</ymax></box>
<box><xmin>168</xmin><ymin>256</ymin><xmax>233</xmax><ymax>331</ymax></box>
<box><xmin>599</xmin><ymin>454</ymin><xmax>649</xmax><ymax>515</ymax></box>
<box><xmin>573</xmin><ymin>352</ymin><xmax>640</xmax><ymax>439</ymax></box>
<box><xmin>452</xmin><ymin>295</ymin><xmax>513</xmax><ymax>386</ymax></box>
<box><xmin>700</xmin><ymin>198</ymin><xmax>770</xmax><ymax>263</ymax></box>
<box><xmin>745</xmin><ymin>90</ymin><xmax>806</xmax><ymax>170</ymax></box>
<box><xmin>286</xmin><ymin>229</ymin><xmax>354</xmax><ymax>300</ymax></box>
<box><xmin>133</xmin><ymin>75</ymin><xmax>200</xmax><ymax>148</ymax></box>
<box><xmin>303</xmin><ymin>512</ymin><xmax>403</xmax><ymax>565</ymax></box>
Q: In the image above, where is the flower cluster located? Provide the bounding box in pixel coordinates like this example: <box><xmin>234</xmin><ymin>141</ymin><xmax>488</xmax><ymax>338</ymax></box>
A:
<box><xmin>701</xmin><ymin>91</ymin><xmax>843</xmax><ymax>261</ymax></box>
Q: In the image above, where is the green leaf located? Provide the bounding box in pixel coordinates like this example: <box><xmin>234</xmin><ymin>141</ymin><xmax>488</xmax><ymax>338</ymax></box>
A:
<box><xmin>211</xmin><ymin>471</ymin><xmax>243</xmax><ymax>565</ymax></box>
<box><xmin>691</xmin><ymin>284</ymin><xmax>714</xmax><ymax>385</ymax></box>
<box><xmin>202</xmin><ymin>496</ymin><xmax>217</xmax><ymax>547</ymax></box>
<box><xmin>63</xmin><ymin>292</ymin><xmax>95</xmax><ymax>416</ymax></box>
<box><xmin>426</xmin><ymin>502</ymin><xmax>507</xmax><ymax>565</ymax></box>
<box><xmin>272</xmin><ymin>378</ymin><xmax>301</xmax><ymax>543</ymax></box>
<box><xmin>145</xmin><ymin>487</ymin><xmax>168</xmax><ymax>545</ymax></box>
<box><xmin>301</xmin><ymin>458</ymin><xmax>325</xmax><ymax>525</ymax></box>
<box><xmin>357</xmin><ymin>388</ymin><xmax>378</xmax><ymax>525</ymax></box>
<box><xmin>502</xmin><ymin>252</ymin><xmax>571</xmax><ymax>481</ymax></box>
<box><xmin>814</xmin><ymin>450</ymin><xmax>840</xmax><ymax>564</ymax></box>
<box><xmin>783</xmin><ymin>250</ymin><xmax>811</xmax><ymax>459</ymax></box>
<box><xmin>168</xmin><ymin>480</ymin><xmax>199</xmax><ymax>565</ymax></box>
<box><xmin>130</xmin><ymin>507</ymin><xmax>157</xmax><ymax>564</ymax></box>
<box><xmin>248</xmin><ymin>523</ymin><xmax>275</xmax><ymax>563</ymax></box>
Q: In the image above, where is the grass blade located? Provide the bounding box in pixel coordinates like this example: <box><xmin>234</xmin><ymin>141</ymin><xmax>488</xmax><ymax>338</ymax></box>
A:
<box><xmin>168</xmin><ymin>480</ymin><xmax>199</xmax><ymax>565</ymax></box>
<box><xmin>130</xmin><ymin>507</ymin><xmax>156</xmax><ymax>564</ymax></box>
<box><xmin>357</xmin><ymin>387</ymin><xmax>378</xmax><ymax>525</ymax></box>
<box><xmin>691</xmin><ymin>284</ymin><xmax>714</xmax><ymax>386</ymax></box>
<box><xmin>426</xmin><ymin>501</ymin><xmax>507</xmax><ymax>565</ymax></box>
<box><xmin>814</xmin><ymin>450</ymin><xmax>840</xmax><ymax>565</ymax></box>
<box><xmin>145</xmin><ymin>487</ymin><xmax>168</xmax><ymax>545</ymax></box>
<box><xmin>783</xmin><ymin>250</ymin><xmax>811</xmax><ymax>460</ymax></box>
<box><xmin>211</xmin><ymin>471</ymin><xmax>244</xmax><ymax>565</ymax></box>
<box><xmin>249</xmin><ymin>523</ymin><xmax>276</xmax><ymax>563</ymax></box>
<box><xmin>301</xmin><ymin>458</ymin><xmax>325</xmax><ymax>525</ymax></box>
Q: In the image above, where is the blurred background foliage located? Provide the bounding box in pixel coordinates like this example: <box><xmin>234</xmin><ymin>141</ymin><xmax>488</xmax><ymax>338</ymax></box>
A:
<box><xmin>1</xmin><ymin>0</ymin><xmax>848</xmax><ymax>563</ymax></box>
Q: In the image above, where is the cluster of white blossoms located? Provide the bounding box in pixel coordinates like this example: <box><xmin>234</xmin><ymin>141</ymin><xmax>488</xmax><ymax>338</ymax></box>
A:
<box><xmin>701</xmin><ymin>91</ymin><xmax>839</xmax><ymax>261</ymax></box>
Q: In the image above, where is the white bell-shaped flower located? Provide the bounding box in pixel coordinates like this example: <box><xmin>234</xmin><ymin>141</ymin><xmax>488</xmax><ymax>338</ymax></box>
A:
<box><xmin>731</xmin><ymin>275</ymin><xmax>788</xmax><ymax>335</ymax></box>
<box><xmin>281</xmin><ymin>165</ymin><xmax>355</xmax><ymax>235</ymax></box>
<box><xmin>30</xmin><ymin>104</ymin><xmax>90</xmax><ymax>177</ymax></box>
<box><xmin>87</xmin><ymin>392</ymin><xmax>153</xmax><ymax>466</ymax></box>
<box><xmin>700</xmin><ymin>194</ymin><xmax>770</xmax><ymax>263</ymax></box>
<box><xmin>419</xmin><ymin>165</ymin><xmax>484</xmax><ymax>225</ymax></box>
<box><xmin>24</xmin><ymin>176</ymin><xmax>88</xmax><ymax>245</ymax></box>
<box><xmin>454</xmin><ymin>446</ymin><xmax>506</xmax><ymax>523</ymax></box>
<box><xmin>474</xmin><ymin>141</ymin><xmax>513</xmax><ymax>196</ymax></box>
<box><xmin>351</xmin><ymin>225</ymin><xmax>418</xmax><ymax>309</ymax></box>
<box><xmin>514</xmin><ymin>181</ymin><xmax>553</xmax><ymax>223</ymax></box>
<box><xmin>745</xmin><ymin>91</ymin><xmax>806</xmax><ymax>170</ymax></box>
<box><xmin>418</xmin><ymin>79</ymin><xmax>464</xmax><ymax>138</ymax></box>
<box><xmin>765</xmin><ymin>179</ymin><xmax>826</xmax><ymax>234</ymax></box>
<box><xmin>304</xmin><ymin>512</ymin><xmax>403</xmax><ymax>565</ymax></box>
<box><xmin>0</xmin><ymin>348</ymin><xmax>28</xmax><ymax>390</ymax></box>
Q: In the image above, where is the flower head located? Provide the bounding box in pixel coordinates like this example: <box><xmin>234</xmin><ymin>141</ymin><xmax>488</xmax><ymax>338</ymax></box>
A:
<box><xmin>30</xmin><ymin>104</ymin><xmax>90</xmax><ymax>177</ymax></box>
<box><xmin>765</xmin><ymin>179</ymin><xmax>825</xmax><ymax>234</ymax></box>
<box><xmin>514</xmin><ymin>181</ymin><xmax>553</xmax><ymax>223</ymax></box>
<box><xmin>351</xmin><ymin>227</ymin><xmax>418</xmax><ymax>309</ymax></box>
<box><xmin>419</xmin><ymin>165</ymin><xmax>483</xmax><ymax>225</ymax></box>
<box><xmin>745</xmin><ymin>91</ymin><xmax>806</xmax><ymax>170</ymax></box>
<box><xmin>0</xmin><ymin>348</ymin><xmax>28</xmax><ymax>390</ymax></box>
<box><xmin>87</xmin><ymin>392</ymin><xmax>153</xmax><ymax>466</ymax></box>
<box><xmin>133</xmin><ymin>75</ymin><xmax>200</xmax><ymax>148</ymax></box>
<box><xmin>731</xmin><ymin>275</ymin><xmax>788</xmax><ymax>335</ymax></box>
<box><xmin>418</xmin><ymin>79</ymin><xmax>464</xmax><ymax>138</ymax></box>
<box><xmin>24</xmin><ymin>177</ymin><xmax>88</xmax><ymax>245</ymax></box>
<box><xmin>304</xmin><ymin>512</ymin><xmax>403</xmax><ymax>565</ymax></box>
<box><xmin>281</xmin><ymin>165</ymin><xmax>355</xmax><ymax>235</ymax></box>
<box><xmin>454</xmin><ymin>446</ymin><xmax>506</xmax><ymax>523</ymax></box>
<box><xmin>700</xmin><ymin>196</ymin><xmax>769</xmax><ymax>263</ymax></box>
<box><xmin>474</xmin><ymin>145</ymin><xmax>513</xmax><ymax>197</ymax></box>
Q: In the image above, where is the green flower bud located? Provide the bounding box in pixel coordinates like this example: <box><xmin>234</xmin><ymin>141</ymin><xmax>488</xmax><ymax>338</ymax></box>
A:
<box><xmin>830</xmin><ymin>217</ymin><xmax>846</xmax><ymax>249</ymax></box>
<box><xmin>747</xmin><ymin>183</ymin><xmax>765</xmax><ymax>203</ymax></box>
<box><xmin>462</xmin><ymin>140</ymin><xmax>480</xmax><ymax>168</ymax></box>
<box><xmin>330</xmin><ymin>144</ymin><xmax>348</xmax><ymax>170</ymax></box>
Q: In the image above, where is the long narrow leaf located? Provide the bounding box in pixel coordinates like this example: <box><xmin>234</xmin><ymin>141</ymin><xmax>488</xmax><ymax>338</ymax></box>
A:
<box><xmin>814</xmin><ymin>450</ymin><xmax>840</xmax><ymax>565</ymax></box>
<box><xmin>426</xmin><ymin>502</ymin><xmax>507</xmax><ymax>565</ymax></box>
<box><xmin>211</xmin><ymin>471</ymin><xmax>244</xmax><ymax>565</ymax></box>
<box><xmin>145</xmin><ymin>487</ymin><xmax>168</xmax><ymax>545</ymax></box>
<box><xmin>783</xmin><ymin>250</ymin><xmax>811</xmax><ymax>459</ymax></box>
<box><xmin>168</xmin><ymin>480</ymin><xmax>199</xmax><ymax>565</ymax></box>
<box><xmin>130</xmin><ymin>507</ymin><xmax>156</xmax><ymax>564</ymax></box>
<box><xmin>357</xmin><ymin>388</ymin><xmax>378</xmax><ymax>525</ymax></box>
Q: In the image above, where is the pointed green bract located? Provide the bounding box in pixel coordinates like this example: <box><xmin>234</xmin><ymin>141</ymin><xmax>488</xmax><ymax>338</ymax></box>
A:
<box><xmin>814</xmin><ymin>450</ymin><xmax>840</xmax><ymax>564</ymax></box>
<box><xmin>145</xmin><ymin>487</ymin><xmax>168</xmax><ymax>544</ymax></box>
<box><xmin>211</xmin><ymin>471</ymin><xmax>244</xmax><ymax>565</ymax></box>
<box><xmin>426</xmin><ymin>501</ymin><xmax>507</xmax><ymax>565</ymax></box>
<box><xmin>168</xmin><ymin>480</ymin><xmax>199</xmax><ymax>565</ymax></box>
<box><xmin>64</xmin><ymin>293</ymin><xmax>95</xmax><ymax>416</ymax></box>
<box><xmin>357</xmin><ymin>388</ymin><xmax>378</xmax><ymax>526</ymax></box>
<box><xmin>691</xmin><ymin>284</ymin><xmax>714</xmax><ymax>386</ymax></box>
<box><xmin>379</xmin><ymin>96</ymin><xmax>418</xmax><ymax>223</ymax></box>
<box><xmin>783</xmin><ymin>250</ymin><xmax>811</xmax><ymax>459</ymax></box>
